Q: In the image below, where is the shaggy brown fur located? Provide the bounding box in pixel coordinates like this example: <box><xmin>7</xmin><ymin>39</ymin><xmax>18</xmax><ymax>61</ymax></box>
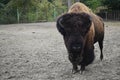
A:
<box><xmin>68</xmin><ymin>2</ymin><xmax>104</xmax><ymax>43</ymax></box>
<box><xmin>68</xmin><ymin>2</ymin><xmax>104</xmax><ymax>62</ymax></box>
<box><xmin>68</xmin><ymin>2</ymin><xmax>92</xmax><ymax>14</ymax></box>
<box><xmin>56</xmin><ymin>2</ymin><xmax>104</xmax><ymax>74</ymax></box>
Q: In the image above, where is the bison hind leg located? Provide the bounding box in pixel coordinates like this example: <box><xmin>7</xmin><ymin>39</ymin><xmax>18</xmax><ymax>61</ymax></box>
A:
<box><xmin>98</xmin><ymin>39</ymin><xmax>104</xmax><ymax>60</ymax></box>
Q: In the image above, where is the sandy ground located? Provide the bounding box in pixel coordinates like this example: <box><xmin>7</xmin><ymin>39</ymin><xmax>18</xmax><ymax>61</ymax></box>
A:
<box><xmin>0</xmin><ymin>22</ymin><xmax>120</xmax><ymax>80</ymax></box>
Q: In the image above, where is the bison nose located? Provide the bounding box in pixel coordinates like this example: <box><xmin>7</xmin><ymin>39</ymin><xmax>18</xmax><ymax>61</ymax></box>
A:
<box><xmin>72</xmin><ymin>45</ymin><xmax>81</xmax><ymax>50</ymax></box>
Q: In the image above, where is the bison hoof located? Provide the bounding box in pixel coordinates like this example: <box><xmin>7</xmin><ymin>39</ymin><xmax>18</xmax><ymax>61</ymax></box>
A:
<box><xmin>100</xmin><ymin>55</ymin><xmax>103</xmax><ymax>61</ymax></box>
<box><xmin>80</xmin><ymin>66</ymin><xmax>85</xmax><ymax>74</ymax></box>
<box><xmin>72</xmin><ymin>69</ymin><xmax>79</xmax><ymax>74</ymax></box>
<box><xmin>79</xmin><ymin>70</ymin><xmax>84</xmax><ymax>74</ymax></box>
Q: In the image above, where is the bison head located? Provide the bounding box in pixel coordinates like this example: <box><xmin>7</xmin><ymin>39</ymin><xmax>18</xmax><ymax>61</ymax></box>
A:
<box><xmin>56</xmin><ymin>12</ymin><xmax>92</xmax><ymax>64</ymax></box>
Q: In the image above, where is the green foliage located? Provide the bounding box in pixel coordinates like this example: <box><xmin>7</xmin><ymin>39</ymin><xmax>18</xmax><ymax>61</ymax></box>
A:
<box><xmin>0</xmin><ymin>0</ymin><xmax>10</xmax><ymax>4</ymax></box>
<box><xmin>48</xmin><ymin>0</ymin><xmax>53</xmax><ymax>3</ymax></box>
<box><xmin>81</xmin><ymin>0</ymin><xmax>102</xmax><ymax>11</ymax></box>
<box><xmin>0</xmin><ymin>9</ymin><xmax>17</xmax><ymax>24</ymax></box>
<box><xmin>0</xmin><ymin>3</ymin><xmax>4</xmax><ymax>9</ymax></box>
<box><xmin>0</xmin><ymin>0</ymin><xmax>67</xmax><ymax>24</ymax></box>
<box><xmin>0</xmin><ymin>0</ymin><xmax>119</xmax><ymax>24</ymax></box>
<box><xmin>102</xmin><ymin>0</ymin><xmax>120</xmax><ymax>10</ymax></box>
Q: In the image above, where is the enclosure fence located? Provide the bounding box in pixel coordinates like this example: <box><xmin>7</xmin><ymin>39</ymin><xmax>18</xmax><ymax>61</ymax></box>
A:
<box><xmin>0</xmin><ymin>8</ymin><xmax>65</xmax><ymax>24</ymax></box>
<box><xmin>0</xmin><ymin>9</ymin><xmax>120</xmax><ymax>24</ymax></box>
<box><xmin>97</xmin><ymin>10</ymin><xmax>120</xmax><ymax>21</ymax></box>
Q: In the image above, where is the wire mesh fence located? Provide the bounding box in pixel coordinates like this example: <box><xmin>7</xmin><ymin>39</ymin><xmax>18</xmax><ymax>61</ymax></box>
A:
<box><xmin>0</xmin><ymin>7</ymin><xmax>66</xmax><ymax>24</ymax></box>
<box><xmin>97</xmin><ymin>10</ymin><xmax>120</xmax><ymax>21</ymax></box>
<box><xmin>1</xmin><ymin>8</ymin><xmax>119</xmax><ymax>24</ymax></box>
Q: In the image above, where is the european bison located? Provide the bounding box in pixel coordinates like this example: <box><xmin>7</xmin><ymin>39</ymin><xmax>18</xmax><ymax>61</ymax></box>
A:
<box><xmin>56</xmin><ymin>2</ymin><xmax>104</xmax><ymax>74</ymax></box>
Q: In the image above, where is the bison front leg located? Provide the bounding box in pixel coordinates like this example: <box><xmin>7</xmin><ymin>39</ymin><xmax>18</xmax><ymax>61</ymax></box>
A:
<box><xmin>72</xmin><ymin>63</ymin><xmax>79</xmax><ymax>74</ymax></box>
<box><xmin>80</xmin><ymin>65</ymin><xmax>85</xmax><ymax>74</ymax></box>
<box><xmin>69</xmin><ymin>55</ymin><xmax>79</xmax><ymax>74</ymax></box>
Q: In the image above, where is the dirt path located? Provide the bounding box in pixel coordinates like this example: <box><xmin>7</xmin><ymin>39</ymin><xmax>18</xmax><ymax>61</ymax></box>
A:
<box><xmin>0</xmin><ymin>22</ymin><xmax>120</xmax><ymax>80</ymax></box>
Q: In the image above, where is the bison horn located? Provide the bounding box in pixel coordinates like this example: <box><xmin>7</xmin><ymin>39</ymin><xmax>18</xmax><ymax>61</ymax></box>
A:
<box><xmin>58</xmin><ymin>18</ymin><xmax>64</xmax><ymax>28</ymax></box>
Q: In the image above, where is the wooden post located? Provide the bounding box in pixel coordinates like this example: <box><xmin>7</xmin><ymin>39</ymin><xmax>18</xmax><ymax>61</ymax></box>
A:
<box><xmin>17</xmin><ymin>8</ymin><xmax>20</xmax><ymax>23</ymax></box>
<box><xmin>68</xmin><ymin>0</ymin><xmax>71</xmax><ymax>9</ymax></box>
<box><xmin>105</xmin><ymin>12</ymin><xmax>107</xmax><ymax>21</ymax></box>
<box><xmin>53</xmin><ymin>7</ymin><xmax>56</xmax><ymax>20</ymax></box>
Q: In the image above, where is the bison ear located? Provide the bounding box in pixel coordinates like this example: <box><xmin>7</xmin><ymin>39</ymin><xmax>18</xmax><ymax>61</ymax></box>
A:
<box><xmin>56</xmin><ymin>16</ymin><xmax>66</xmax><ymax>36</ymax></box>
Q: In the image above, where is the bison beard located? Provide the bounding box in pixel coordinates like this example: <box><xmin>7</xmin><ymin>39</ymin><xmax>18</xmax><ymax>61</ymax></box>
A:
<box><xmin>56</xmin><ymin>2</ymin><xmax>104</xmax><ymax>74</ymax></box>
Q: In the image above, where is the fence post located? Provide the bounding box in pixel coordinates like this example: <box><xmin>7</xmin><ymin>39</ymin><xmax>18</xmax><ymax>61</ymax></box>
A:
<box><xmin>68</xmin><ymin>0</ymin><xmax>71</xmax><ymax>9</ymax></box>
<box><xmin>114</xmin><ymin>11</ymin><xmax>116</xmax><ymax>20</ymax></box>
<box><xmin>53</xmin><ymin>7</ymin><xmax>57</xmax><ymax>20</ymax></box>
<box><xmin>105</xmin><ymin>12</ymin><xmax>107</xmax><ymax>21</ymax></box>
<box><xmin>17</xmin><ymin>8</ymin><xmax>20</xmax><ymax>23</ymax></box>
<box><xmin>36</xmin><ymin>9</ymin><xmax>39</xmax><ymax>22</ymax></box>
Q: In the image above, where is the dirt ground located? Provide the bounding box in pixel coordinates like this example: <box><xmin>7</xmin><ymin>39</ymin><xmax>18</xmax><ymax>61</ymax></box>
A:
<box><xmin>0</xmin><ymin>22</ymin><xmax>120</xmax><ymax>80</ymax></box>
